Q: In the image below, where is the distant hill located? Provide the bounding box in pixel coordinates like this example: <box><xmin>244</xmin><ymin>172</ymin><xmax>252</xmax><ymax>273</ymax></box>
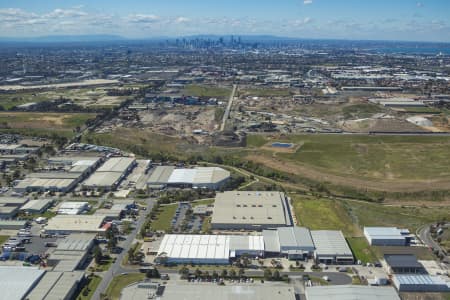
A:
<box><xmin>0</xmin><ymin>34</ymin><xmax>126</xmax><ymax>43</ymax></box>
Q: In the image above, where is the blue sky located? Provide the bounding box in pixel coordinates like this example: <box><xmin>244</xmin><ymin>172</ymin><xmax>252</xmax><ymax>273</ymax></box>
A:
<box><xmin>0</xmin><ymin>0</ymin><xmax>449</xmax><ymax>42</ymax></box>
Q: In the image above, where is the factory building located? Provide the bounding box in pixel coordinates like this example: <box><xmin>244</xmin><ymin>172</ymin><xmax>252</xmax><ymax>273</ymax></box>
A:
<box><xmin>0</xmin><ymin>197</ymin><xmax>29</xmax><ymax>219</ymax></box>
<box><xmin>384</xmin><ymin>254</ymin><xmax>427</xmax><ymax>274</ymax></box>
<box><xmin>211</xmin><ymin>191</ymin><xmax>293</xmax><ymax>230</ymax></box>
<box><xmin>14</xmin><ymin>156</ymin><xmax>102</xmax><ymax>194</ymax></box>
<box><xmin>26</xmin><ymin>271</ymin><xmax>85</xmax><ymax>300</ymax></box>
<box><xmin>305</xmin><ymin>286</ymin><xmax>401</xmax><ymax>300</ymax></box>
<box><xmin>147</xmin><ymin>166</ymin><xmax>230</xmax><ymax>190</ymax></box>
<box><xmin>48</xmin><ymin>233</ymin><xmax>96</xmax><ymax>272</ymax></box>
<box><xmin>44</xmin><ymin>215</ymin><xmax>106</xmax><ymax>235</ymax></box>
<box><xmin>263</xmin><ymin>226</ymin><xmax>315</xmax><ymax>260</ymax></box>
<box><xmin>82</xmin><ymin>156</ymin><xmax>136</xmax><ymax>191</ymax></box>
<box><xmin>392</xmin><ymin>274</ymin><xmax>450</xmax><ymax>292</ymax></box>
<box><xmin>310</xmin><ymin>230</ymin><xmax>354</xmax><ymax>264</ymax></box>
<box><xmin>0</xmin><ymin>266</ymin><xmax>45</xmax><ymax>300</ymax></box>
<box><xmin>364</xmin><ymin>227</ymin><xmax>410</xmax><ymax>246</ymax></box>
<box><xmin>156</xmin><ymin>234</ymin><xmax>264</xmax><ymax>265</ymax></box>
<box><xmin>57</xmin><ymin>201</ymin><xmax>89</xmax><ymax>215</ymax></box>
<box><xmin>20</xmin><ymin>198</ymin><xmax>54</xmax><ymax>214</ymax></box>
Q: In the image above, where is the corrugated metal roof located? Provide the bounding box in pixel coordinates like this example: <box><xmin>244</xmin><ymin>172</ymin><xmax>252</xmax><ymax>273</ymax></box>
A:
<box><xmin>278</xmin><ymin>226</ymin><xmax>314</xmax><ymax>248</ymax></box>
<box><xmin>310</xmin><ymin>230</ymin><xmax>352</xmax><ymax>257</ymax></box>
<box><xmin>97</xmin><ymin>157</ymin><xmax>135</xmax><ymax>172</ymax></box>
<box><xmin>0</xmin><ymin>266</ymin><xmax>45</xmax><ymax>300</ymax></box>
<box><xmin>148</xmin><ymin>166</ymin><xmax>175</xmax><ymax>184</ymax></box>
<box><xmin>262</xmin><ymin>229</ymin><xmax>281</xmax><ymax>252</ymax></box>
<box><xmin>168</xmin><ymin>169</ymin><xmax>196</xmax><ymax>183</ymax></box>
<box><xmin>305</xmin><ymin>286</ymin><xmax>400</xmax><ymax>300</ymax></box>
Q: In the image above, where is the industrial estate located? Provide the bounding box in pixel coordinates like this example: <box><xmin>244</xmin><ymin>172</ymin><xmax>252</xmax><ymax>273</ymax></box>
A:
<box><xmin>0</xmin><ymin>9</ymin><xmax>450</xmax><ymax>300</ymax></box>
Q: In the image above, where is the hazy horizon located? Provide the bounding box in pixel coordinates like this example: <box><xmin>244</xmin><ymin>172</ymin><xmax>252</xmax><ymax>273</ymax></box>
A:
<box><xmin>0</xmin><ymin>0</ymin><xmax>449</xmax><ymax>42</ymax></box>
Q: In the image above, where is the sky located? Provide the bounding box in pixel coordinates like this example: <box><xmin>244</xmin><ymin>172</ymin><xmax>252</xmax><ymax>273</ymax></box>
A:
<box><xmin>0</xmin><ymin>0</ymin><xmax>449</xmax><ymax>42</ymax></box>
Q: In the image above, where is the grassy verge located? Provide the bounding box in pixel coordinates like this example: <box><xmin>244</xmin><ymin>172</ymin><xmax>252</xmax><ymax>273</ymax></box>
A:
<box><xmin>77</xmin><ymin>275</ymin><xmax>102</xmax><ymax>300</ymax></box>
<box><xmin>291</xmin><ymin>196</ymin><xmax>360</xmax><ymax>236</ymax></box>
<box><xmin>0</xmin><ymin>235</ymin><xmax>9</xmax><ymax>245</ymax></box>
<box><xmin>104</xmin><ymin>273</ymin><xmax>145</xmax><ymax>300</ymax></box>
<box><xmin>347</xmin><ymin>237</ymin><xmax>378</xmax><ymax>264</ymax></box>
<box><xmin>151</xmin><ymin>204</ymin><xmax>178</xmax><ymax>232</ymax></box>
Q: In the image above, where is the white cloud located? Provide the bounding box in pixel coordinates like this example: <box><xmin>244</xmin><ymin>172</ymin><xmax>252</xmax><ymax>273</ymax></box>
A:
<box><xmin>127</xmin><ymin>14</ymin><xmax>160</xmax><ymax>24</ymax></box>
<box><xmin>175</xmin><ymin>17</ymin><xmax>190</xmax><ymax>24</ymax></box>
<box><xmin>304</xmin><ymin>0</ymin><xmax>313</xmax><ymax>5</ymax></box>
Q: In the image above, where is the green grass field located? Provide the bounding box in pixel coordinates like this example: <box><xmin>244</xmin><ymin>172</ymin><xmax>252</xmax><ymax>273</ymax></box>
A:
<box><xmin>292</xmin><ymin>197</ymin><xmax>360</xmax><ymax>236</ymax></box>
<box><xmin>248</xmin><ymin>134</ymin><xmax>450</xmax><ymax>181</ymax></box>
<box><xmin>151</xmin><ymin>204</ymin><xmax>178</xmax><ymax>232</ymax></box>
<box><xmin>342</xmin><ymin>103</ymin><xmax>383</xmax><ymax>118</ymax></box>
<box><xmin>239</xmin><ymin>88</ymin><xmax>293</xmax><ymax>97</ymax></box>
<box><xmin>0</xmin><ymin>112</ymin><xmax>96</xmax><ymax>135</ymax></box>
<box><xmin>184</xmin><ymin>85</ymin><xmax>231</xmax><ymax>98</ymax></box>
<box><xmin>347</xmin><ymin>237</ymin><xmax>378</xmax><ymax>263</ymax></box>
<box><xmin>104</xmin><ymin>273</ymin><xmax>145</xmax><ymax>300</ymax></box>
<box><xmin>346</xmin><ymin>201</ymin><xmax>450</xmax><ymax>232</ymax></box>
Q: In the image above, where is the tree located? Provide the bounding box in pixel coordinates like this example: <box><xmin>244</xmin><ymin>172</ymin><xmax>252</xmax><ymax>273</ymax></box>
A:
<box><xmin>273</xmin><ymin>270</ymin><xmax>281</xmax><ymax>281</ymax></box>
<box><xmin>221</xmin><ymin>269</ymin><xmax>228</xmax><ymax>278</ymax></box>
<box><xmin>146</xmin><ymin>268</ymin><xmax>160</xmax><ymax>279</ymax></box>
<box><xmin>195</xmin><ymin>268</ymin><xmax>202</xmax><ymax>278</ymax></box>
<box><xmin>93</xmin><ymin>245</ymin><xmax>102</xmax><ymax>264</ymax></box>
<box><xmin>179</xmin><ymin>266</ymin><xmax>190</xmax><ymax>279</ymax></box>
<box><xmin>238</xmin><ymin>268</ymin><xmax>245</xmax><ymax>277</ymax></box>
<box><xmin>263</xmin><ymin>269</ymin><xmax>272</xmax><ymax>280</ymax></box>
<box><xmin>229</xmin><ymin>269</ymin><xmax>236</xmax><ymax>278</ymax></box>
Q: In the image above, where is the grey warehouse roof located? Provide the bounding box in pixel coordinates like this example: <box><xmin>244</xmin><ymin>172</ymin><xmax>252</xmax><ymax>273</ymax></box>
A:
<box><xmin>277</xmin><ymin>226</ymin><xmax>314</xmax><ymax>249</ymax></box>
<box><xmin>384</xmin><ymin>254</ymin><xmax>423</xmax><ymax>268</ymax></box>
<box><xmin>97</xmin><ymin>157</ymin><xmax>135</xmax><ymax>172</ymax></box>
<box><xmin>0</xmin><ymin>266</ymin><xmax>45</xmax><ymax>300</ymax></box>
<box><xmin>211</xmin><ymin>191</ymin><xmax>292</xmax><ymax>227</ymax></box>
<box><xmin>305</xmin><ymin>285</ymin><xmax>401</xmax><ymax>300</ymax></box>
<box><xmin>310</xmin><ymin>230</ymin><xmax>352</xmax><ymax>257</ymax></box>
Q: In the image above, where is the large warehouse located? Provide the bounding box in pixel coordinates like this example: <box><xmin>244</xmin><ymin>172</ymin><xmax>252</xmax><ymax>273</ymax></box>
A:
<box><xmin>305</xmin><ymin>286</ymin><xmax>401</xmax><ymax>300</ymax></box>
<box><xmin>147</xmin><ymin>166</ymin><xmax>230</xmax><ymax>190</ymax></box>
<box><xmin>211</xmin><ymin>191</ymin><xmax>293</xmax><ymax>230</ymax></box>
<box><xmin>44</xmin><ymin>215</ymin><xmax>106</xmax><ymax>235</ymax></box>
<box><xmin>263</xmin><ymin>226</ymin><xmax>315</xmax><ymax>259</ymax></box>
<box><xmin>82</xmin><ymin>156</ymin><xmax>136</xmax><ymax>191</ymax></box>
<box><xmin>310</xmin><ymin>230</ymin><xmax>353</xmax><ymax>264</ymax></box>
<box><xmin>0</xmin><ymin>266</ymin><xmax>45</xmax><ymax>300</ymax></box>
<box><xmin>156</xmin><ymin>234</ymin><xmax>264</xmax><ymax>264</ymax></box>
<box><xmin>364</xmin><ymin>227</ymin><xmax>410</xmax><ymax>246</ymax></box>
<box><xmin>393</xmin><ymin>275</ymin><xmax>450</xmax><ymax>292</ymax></box>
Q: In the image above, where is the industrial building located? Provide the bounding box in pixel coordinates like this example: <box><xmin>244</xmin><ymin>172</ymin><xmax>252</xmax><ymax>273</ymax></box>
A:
<box><xmin>121</xmin><ymin>283</ymin><xmax>296</xmax><ymax>300</ymax></box>
<box><xmin>310</xmin><ymin>230</ymin><xmax>353</xmax><ymax>264</ymax></box>
<box><xmin>57</xmin><ymin>201</ymin><xmax>89</xmax><ymax>215</ymax></box>
<box><xmin>48</xmin><ymin>233</ymin><xmax>96</xmax><ymax>272</ymax></box>
<box><xmin>82</xmin><ymin>156</ymin><xmax>136</xmax><ymax>191</ymax></box>
<box><xmin>0</xmin><ymin>220</ymin><xmax>28</xmax><ymax>230</ymax></box>
<box><xmin>147</xmin><ymin>166</ymin><xmax>230</xmax><ymax>190</ymax></box>
<box><xmin>0</xmin><ymin>197</ymin><xmax>29</xmax><ymax>219</ymax></box>
<box><xmin>26</xmin><ymin>271</ymin><xmax>85</xmax><ymax>300</ymax></box>
<box><xmin>20</xmin><ymin>198</ymin><xmax>54</xmax><ymax>214</ymax></box>
<box><xmin>384</xmin><ymin>254</ymin><xmax>426</xmax><ymax>274</ymax></box>
<box><xmin>44</xmin><ymin>215</ymin><xmax>106</xmax><ymax>235</ymax></box>
<box><xmin>156</xmin><ymin>234</ymin><xmax>264</xmax><ymax>265</ymax></box>
<box><xmin>263</xmin><ymin>226</ymin><xmax>315</xmax><ymax>259</ymax></box>
<box><xmin>211</xmin><ymin>191</ymin><xmax>293</xmax><ymax>230</ymax></box>
<box><xmin>305</xmin><ymin>286</ymin><xmax>401</xmax><ymax>300</ymax></box>
<box><xmin>392</xmin><ymin>274</ymin><xmax>450</xmax><ymax>292</ymax></box>
<box><xmin>0</xmin><ymin>266</ymin><xmax>45</xmax><ymax>300</ymax></box>
<box><xmin>364</xmin><ymin>227</ymin><xmax>410</xmax><ymax>246</ymax></box>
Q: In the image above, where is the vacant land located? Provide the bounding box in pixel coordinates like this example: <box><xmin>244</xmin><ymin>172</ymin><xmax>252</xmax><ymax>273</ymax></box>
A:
<box><xmin>184</xmin><ymin>85</ymin><xmax>231</xmax><ymax>98</ymax></box>
<box><xmin>151</xmin><ymin>204</ymin><xmax>177</xmax><ymax>232</ymax></box>
<box><xmin>104</xmin><ymin>273</ymin><xmax>145</xmax><ymax>300</ymax></box>
<box><xmin>0</xmin><ymin>86</ymin><xmax>129</xmax><ymax>109</ymax></box>
<box><xmin>0</xmin><ymin>112</ymin><xmax>96</xmax><ymax>138</ymax></box>
<box><xmin>347</xmin><ymin>237</ymin><xmax>378</xmax><ymax>263</ymax></box>
<box><xmin>246</xmin><ymin>134</ymin><xmax>450</xmax><ymax>194</ymax></box>
<box><xmin>238</xmin><ymin>88</ymin><xmax>293</xmax><ymax>97</ymax></box>
<box><xmin>291</xmin><ymin>197</ymin><xmax>360</xmax><ymax>237</ymax></box>
<box><xmin>346</xmin><ymin>201</ymin><xmax>449</xmax><ymax>232</ymax></box>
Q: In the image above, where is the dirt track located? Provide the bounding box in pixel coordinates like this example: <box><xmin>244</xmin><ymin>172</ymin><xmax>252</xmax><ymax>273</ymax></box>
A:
<box><xmin>247</xmin><ymin>154</ymin><xmax>450</xmax><ymax>193</ymax></box>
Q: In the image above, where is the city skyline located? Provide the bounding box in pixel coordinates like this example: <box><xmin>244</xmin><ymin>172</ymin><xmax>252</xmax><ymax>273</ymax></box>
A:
<box><xmin>0</xmin><ymin>0</ymin><xmax>449</xmax><ymax>42</ymax></box>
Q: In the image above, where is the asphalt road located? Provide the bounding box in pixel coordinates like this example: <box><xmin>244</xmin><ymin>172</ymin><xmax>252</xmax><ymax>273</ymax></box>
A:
<box><xmin>220</xmin><ymin>84</ymin><xmax>237</xmax><ymax>131</ymax></box>
<box><xmin>417</xmin><ymin>224</ymin><xmax>448</xmax><ymax>262</ymax></box>
<box><xmin>91</xmin><ymin>198</ymin><xmax>155</xmax><ymax>300</ymax></box>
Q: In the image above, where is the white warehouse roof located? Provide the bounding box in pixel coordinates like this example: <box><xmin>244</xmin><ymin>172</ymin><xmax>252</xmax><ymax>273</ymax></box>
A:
<box><xmin>305</xmin><ymin>286</ymin><xmax>401</xmax><ymax>300</ymax></box>
<box><xmin>97</xmin><ymin>157</ymin><xmax>135</xmax><ymax>172</ymax></box>
<box><xmin>0</xmin><ymin>266</ymin><xmax>45</xmax><ymax>300</ymax></box>
<box><xmin>310</xmin><ymin>230</ymin><xmax>352</xmax><ymax>257</ymax></box>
